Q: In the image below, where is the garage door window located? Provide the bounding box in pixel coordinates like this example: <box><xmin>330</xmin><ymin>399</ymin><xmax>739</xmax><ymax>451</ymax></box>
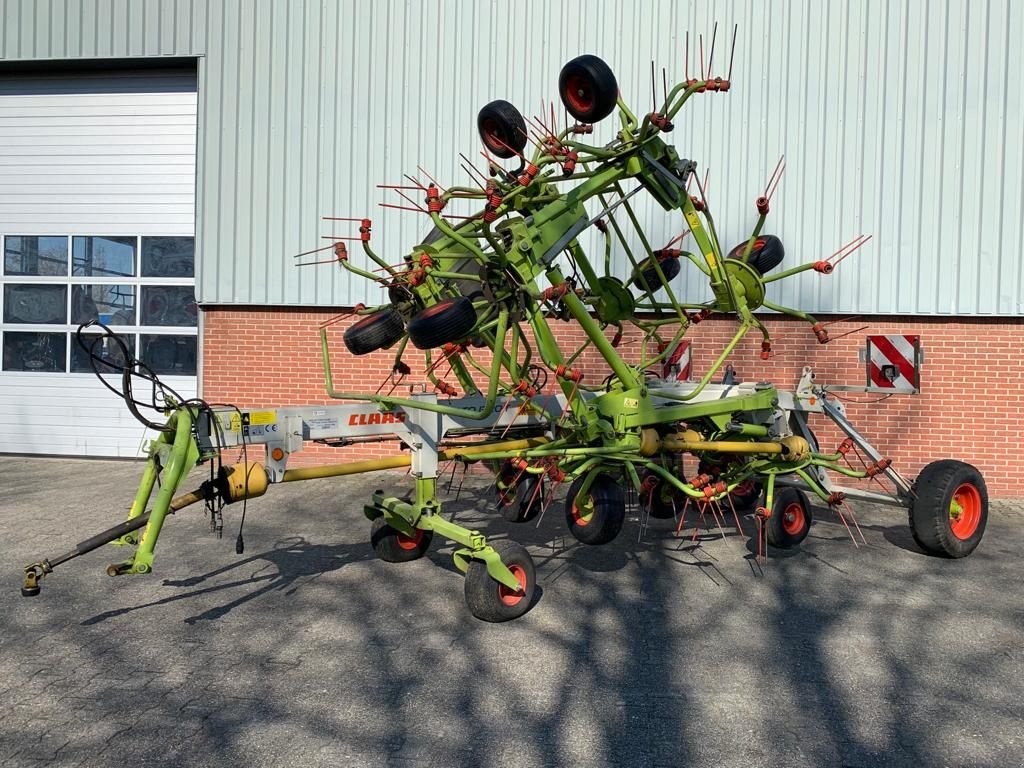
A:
<box><xmin>0</xmin><ymin>234</ymin><xmax>197</xmax><ymax>375</ymax></box>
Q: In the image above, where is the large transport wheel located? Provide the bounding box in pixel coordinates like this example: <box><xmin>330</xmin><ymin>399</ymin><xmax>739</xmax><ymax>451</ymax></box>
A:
<box><xmin>726</xmin><ymin>235</ymin><xmax>785</xmax><ymax>276</ymax></box>
<box><xmin>564</xmin><ymin>473</ymin><xmax>626</xmax><ymax>545</ymax></box>
<box><xmin>477</xmin><ymin>100</ymin><xmax>528</xmax><ymax>159</ymax></box>
<box><xmin>766</xmin><ymin>487</ymin><xmax>812</xmax><ymax>548</ymax></box>
<box><xmin>407</xmin><ymin>296</ymin><xmax>477</xmax><ymax>349</ymax></box>
<box><xmin>464</xmin><ymin>540</ymin><xmax>536</xmax><ymax>622</ymax></box>
<box><xmin>496</xmin><ymin>463</ymin><xmax>545</xmax><ymax>523</ymax></box>
<box><xmin>558</xmin><ymin>55</ymin><xmax>619</xmax><ymax>123</ymax></box>
<box><xmin>343</xmin><ymin>307</ymin><xmax>405</xmax><ymax>355</ymax></box>
<box><xmin>370</xmin><ymin>516</ymin><xmax>433</xmax><ymax>563</ymax></box>
<box><xmin>909</xmin><ymin>460</ymin><xmax>988</xmax><ymax>557</ymax></box>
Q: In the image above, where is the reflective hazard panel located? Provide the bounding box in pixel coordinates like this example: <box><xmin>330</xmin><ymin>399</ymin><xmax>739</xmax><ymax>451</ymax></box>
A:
<box><xmin>865</xmin><ymin>335</ymin><xmax>921</xmax><ymax>393</ymax></box>
<box><xmin>661</xmin><ymin>340</ymin><xmax>692</xmax><ymax>381</ymax></box>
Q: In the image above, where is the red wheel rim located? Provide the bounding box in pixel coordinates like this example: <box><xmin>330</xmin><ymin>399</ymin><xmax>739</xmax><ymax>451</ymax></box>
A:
<box><xmin>497</xmin><ymin>479</ymin><xmax>516</xmax><ymax>507</ymax></box>
<box><xmin>732</xmin><ymin>479</ymin><xmax>755</xmax><ymax>498</ymax></box>
<box><xmin>564</xmin><ymin>74</ymin><xmax>594</xmax><ymax>114</ymax></box>
<box><xmin>949</xmin><ymin>483</ymin><xmax>982</xmax><ymax>540</ymax></box>
<box><xmin>571</xmin><ymin>494</ymin><xmax>594</xmax><ymax>527</ymax></box>
<box><xmin>498</xmin><ymin>564</ymin><xmax>527</xmax><ymax>606</ymax></box>
<box><xmin>781</xmin><ymin>502</ymin><xmax>805</xmax><ymax>535</ymax></box>
<box><xmin>481</xmin><ymin>116</ymin><xmax>504</xmax><ymax>152</ymax></box>
<box><xmin>417</xmin><ymin>299</ymin><xmax>454</xmax><ymax>319</ymax></box>
<box><xmin>396</xmin><ymin>528</ymin><xmax>423</xmax><ymax>551</ymax></box>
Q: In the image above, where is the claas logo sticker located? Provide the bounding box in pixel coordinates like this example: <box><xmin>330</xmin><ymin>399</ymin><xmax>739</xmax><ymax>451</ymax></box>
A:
<box><xmin>348</xmin><ymin>412</ymin><xmax>406</xmax><ymax>426</ymax></box>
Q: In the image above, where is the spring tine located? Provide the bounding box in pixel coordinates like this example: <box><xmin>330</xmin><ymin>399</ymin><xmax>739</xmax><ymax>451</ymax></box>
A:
<box><xmin>707</xmin><ymin>21</ymin><xmax>718</xmax><ymax>76</ymax></box>
<box><xmin>293</xmin><ymin>242</ymin><xmax>342</xmax><ymax>258</ymax></box>
<box><xmin>728</xmin><ymin>23</ymin><xmax>739</xmax><ymax>82</ymax></box>
<box><xmin>764</xmin><ymin>155</ymin><xmax>785</xmax><ymax>198</ymax></box>
<box><xmin>416</xmin><ymin>165</ymin><xmax>446</xmax><ymax>192</ymax></box>
<box><xmin>403</xmin><ymin>173</ymin><xmax>426</xmax><ymax>190</ymax></box>
<box><xmin>379</xmin><ymin>202</ymin><xmax>426</xmax><ymax>214</ymax></box>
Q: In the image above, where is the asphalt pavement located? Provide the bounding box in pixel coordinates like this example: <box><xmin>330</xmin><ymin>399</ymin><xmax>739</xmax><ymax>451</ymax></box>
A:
<box><xmin>2</xmin><ymin>455</ymin><xmax>1023</xmax><ymax>768</ymax></box>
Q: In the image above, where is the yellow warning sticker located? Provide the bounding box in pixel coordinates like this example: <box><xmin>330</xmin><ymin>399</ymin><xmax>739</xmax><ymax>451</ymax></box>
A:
<box><xmin>226</xmin><ymin>410</ymin><xmax>277</xmax><ymax>432</ymax></box>
<box><xmin>624</xmin><ymin>397</ymin><xmax>639</xmax><ymax>409</ymax></box>
<box><xmin>248</xmin><ymin>410</ymin><xmax>277</xmax><ymax>425</ymax></box>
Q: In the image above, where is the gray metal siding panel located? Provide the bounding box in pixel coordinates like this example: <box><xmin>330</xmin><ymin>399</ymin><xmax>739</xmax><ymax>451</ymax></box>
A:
<box><xmin>1</xmin><ymin>0</ymin><xmax>1021</xmax><ymax>314</ymax></box>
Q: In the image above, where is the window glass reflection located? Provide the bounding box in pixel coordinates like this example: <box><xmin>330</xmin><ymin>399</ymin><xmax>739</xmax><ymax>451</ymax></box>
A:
<box><xmin>3</xmin><ymin>284</ymin><xmax>67</xmax><ymax>324</ymax></box>
<box><xmin>141</xmin><ymin>237</ymin><xmax>194</xmax><ymax>278</ymax></box>
<box><xmin>2</xmin><ymin>331</ymin><xmax>66</xmax><ymax>372</ymax></box>
<box><xmin>4</xmin><ymin>236</ymin><xmax>68</xmax><ymax>276</ymax></box>
<box><xmin>72</xmin><ymin>236</ymin><xmax>136</xmax><ymax>278</ymax></box>
<box><xmin>71</xmin><ymin>285</ymin><xmax>136</xmax><ymax>325</ymax></box>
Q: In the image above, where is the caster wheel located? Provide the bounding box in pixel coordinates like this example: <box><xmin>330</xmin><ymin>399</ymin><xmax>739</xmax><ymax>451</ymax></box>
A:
<box><xmin>343</xmin><ymin>307</ymin><xmax>406</xmax><ymax>355</ymax></box>
<box><xmin>370</xmin><ymin>516</ymin><xmax>433</xmax><ymax>563</ymax></box>
<box><xmin>564</xmin><ymin>472</ymin><xmax>625</xmax><ymax>545</ymax></box>
<box><xmin>464</xmin><ymin>540</ymin><xmax>536</xmax><ymax>622</ymax></box>
<box><xmin>909</xmin><ymin>460</ymin><xmax>987</xmax><ymax>557</ymax></box>
<box><xmin>477</xmin><ymin>100</ymin><xmax>528</xmax><ymax>159</ymax></box>
<box><xmin>407</xmin><ymin>297</ymin><xmax>477</xmax><ymax>350</ymax></box>
<box><xmin>766</xmin><ymin>487</ymin><xmax>812</xmax><ymax>548</ymax></box>
<box><xmin>558</xmin><ymin>55</ymin><xmax>619</xmax><ymax>123</ymax></box>
<box><xmin>496</xmin><ymin>462</ymin><xmax>545</xmax><ymax>523</ymax></box>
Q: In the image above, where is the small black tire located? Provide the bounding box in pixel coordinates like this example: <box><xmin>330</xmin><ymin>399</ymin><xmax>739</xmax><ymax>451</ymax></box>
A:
<box><xmin>697</xmin><ymin>459</ymin><xmax>764</xmax><ymax>512</ymax></box>
<box><xmin>464</xmin><ymin>540</ymin><xmax>536</xmax><ymax>622</ymax></box>
<box><xmin>558</xmin><ymin>55</ymin><xmax>619</xmax><ymax>123</ymax></box>
<box><xmin>766</xmin><ymin>487</ymin><xmax>812</xmax><ymax>548</ymax></box>
<box><xmin>370</xmin><ymin>516</ymin><xmax>433</xmax><ymax>563</ymax></box>
<box><xmin>631</xmin><ymin>256</ymin><xmax>681</xmax><ymax>291</ymax></box>
<box><xmin>909</xmin><ymin>460</ymin><xmax>988</xmax><ymax>558</ymax></box>
<box><xmin>727</xmin><ymin>235</ymin><xmax>785</xmax><ymax>276</ymax></box>
<box><xmin>343</xmin><ymin>308</ymin><xmax>405</xmax><ymax>355</ymax></box>
<box><xmin>407</xmin><ymin>297</ymin><xmax>477</xmax><ymax>350</ymax></box>
<box><xmin>477</xmin><ymin>100</ymin><xmax>528</xmax><ymax>159</ymax></box>
<box><xmin>496</xmin><ymin>464</ymin><xmax>545</xmax><ymax>523</ymax></box>
<box><xmin>565</xmin><ymin>473</ymin><xmax>626</xmax><ymax>545</ymax></box>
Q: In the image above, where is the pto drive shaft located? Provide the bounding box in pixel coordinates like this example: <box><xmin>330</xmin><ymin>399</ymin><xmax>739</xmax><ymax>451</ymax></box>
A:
<box><xmin>21</xmin><ymin>487</ymin><xmax>206</xmax><ymax>597</ymax></box>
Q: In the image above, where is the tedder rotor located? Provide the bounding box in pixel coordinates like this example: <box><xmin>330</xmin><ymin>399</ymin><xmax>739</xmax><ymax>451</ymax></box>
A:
<box><xmin>22</xmin><ymin>36</ymin><xmax>988</xmax><ymax>621</ymax></box>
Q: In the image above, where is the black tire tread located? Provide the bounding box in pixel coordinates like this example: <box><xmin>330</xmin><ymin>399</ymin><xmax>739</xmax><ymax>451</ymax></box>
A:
<box><xmin>407</xmin><ymin>297</ymin><xmax>477</xmax><ymax>350</ymax></box>
<box><xmin>477</xmin><ymin>100</ymin><xmax>528</xmax><ymax>159</ymax></box>
<box><xmin>909</xmin><ymin>459</ymin><xmax>987</xmax><ymax>558</ymax></box>
<box><xmin>343</xmin><ymin>308</ymin><xmax>406</xmax><ymax>356</ymax></box>
<box><xmin>564</xmin><ymin>473</ymin><xmax>626</xmax><ymax>545</ymax></box>
<box><xmin>464</xmin><ymin>539</ymin><xmax>536</xmax><ymax>622</ymax></box>
<box><xmin>558</xmin><ymin>55</ymin><xmax>619</xmax><ymax>123</ymax></box>
<box><xmin>370</xmin><ymin>516</ymin><xmax>433</xmax><ymax>563</ymax></box>
<box><xmin>766</xmin><ymin>486</ymin><xmax>812</xmax><ymax>548</ymax></box>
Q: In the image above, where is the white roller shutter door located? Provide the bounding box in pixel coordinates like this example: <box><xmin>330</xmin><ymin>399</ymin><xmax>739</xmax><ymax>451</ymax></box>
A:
<box><xmin>0</xmin><ymin>69</ymin><xmax>198</xmax><ymax>457</ymax></box>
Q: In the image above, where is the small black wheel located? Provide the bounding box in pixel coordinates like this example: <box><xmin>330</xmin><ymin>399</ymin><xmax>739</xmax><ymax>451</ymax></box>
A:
<box><xmin>909</xmin><ymin>460</ymin><xmax>988</xmax><ymax>558</ymax></box>
<box><xmin>631</xmin><ymin>255</ymin><xmax>681</xmax><ymax>292</ymax></box>
<box><xmin>370</xmin><ymin>516</ymin><xmax>433</xmax><ymax>563</ymax></box>
<box><xmin>697</xmin><ymin>459</ymin><xmax>763</xmax><ymax>512</ymax></box>
<box><xmin>343</xmin><ymin>308</ymin><xmax>406</xmax><ymax>355</ymax></box>
<box><xmin>558</xmin><ymin>55</ymin><xmax>619</xmax><ymax>123</ymax></box>
<box><xmin>645</xmin><ymin>476</ymin><xmax>683</xmax><ymax>520</ymax></box>
<box><xmin>766</xmin><ymin>487</ymin><xmax>812</xmax><ymax>548</ymax></box>
<box><xmin>464</xmin><ymin>539</ymin><xmax>536</xmax><ymax>622</ymax></box>
<box><xmin>407</xmin><ymin>296</ymin><xmax>478</xmax><ymax>349</ymax></box>
<box><xmin>565</xmin><ymin>472</ymin><xmax>626</xmax><ymax>545</ymax></box>
<box><xmin>477</xmin><ymin>100</ymin><xmax>528</xmax><ymax>159</ymax></box>
<box><xmin>726</xmin><ymin>235</ymin><xmax>785</xmax><ymax>276</ymax></box>
<box><xmin>496</xmin><ymin>463</ymin><xmax>545</xmax><ymax>523</ymax></box>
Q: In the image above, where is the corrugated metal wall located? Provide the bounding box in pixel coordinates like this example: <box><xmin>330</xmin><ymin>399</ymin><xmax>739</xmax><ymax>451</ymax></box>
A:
<box><xmin>2</xmin><ymin>0</ymin><xmax>1022</xmax><ymax>315</ymax></box>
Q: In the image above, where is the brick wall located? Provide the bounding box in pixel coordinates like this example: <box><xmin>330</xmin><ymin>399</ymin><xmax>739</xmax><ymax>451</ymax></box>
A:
<box><xmin>202</xmin><ymin>307</ymin><xmax>1024</xmax><ymax>498</ymax></box>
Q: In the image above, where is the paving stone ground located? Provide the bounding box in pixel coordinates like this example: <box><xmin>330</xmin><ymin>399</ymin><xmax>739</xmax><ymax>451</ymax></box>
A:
<box><xmin>2</xmin><ymin>455</ymin><xmax>1023</xmax><ymax>767</ymax></box>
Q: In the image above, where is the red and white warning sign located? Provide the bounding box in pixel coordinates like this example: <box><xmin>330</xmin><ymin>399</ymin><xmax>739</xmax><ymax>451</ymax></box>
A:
<box><xmin>661</xmin><ymin>340</ymin><xmax>691</xmax><ymax>381</ymax></box>
<box><xmin>865</xmin><ymin>335</ymin><xmax>921</xmax><ymax>393</ymax></box>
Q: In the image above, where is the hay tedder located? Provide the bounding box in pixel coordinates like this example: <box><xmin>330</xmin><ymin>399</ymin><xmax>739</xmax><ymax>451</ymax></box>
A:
<box><xmin>22</xmin><ymin>38</ymin><xmax>988</xmax><ymax>621</ymax></box>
